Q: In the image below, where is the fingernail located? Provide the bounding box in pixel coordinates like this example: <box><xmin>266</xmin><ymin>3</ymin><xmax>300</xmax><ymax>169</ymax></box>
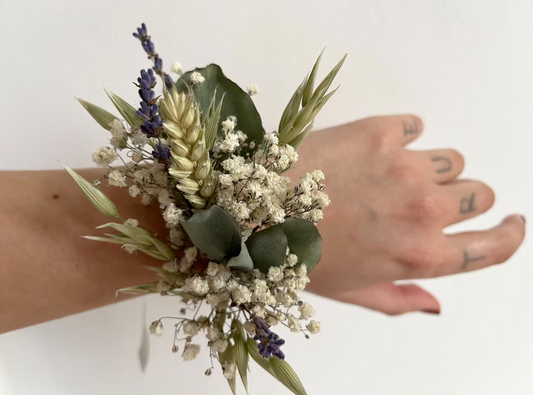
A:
<box><xmin>421</xmin><ymin>309</ymin><xmax>440</xmax><ymax>315</ymax></box>
<box><xmin>520</xmin><ymin>215</ymin><xmax>526</xmax><ymax>225</ymax></box>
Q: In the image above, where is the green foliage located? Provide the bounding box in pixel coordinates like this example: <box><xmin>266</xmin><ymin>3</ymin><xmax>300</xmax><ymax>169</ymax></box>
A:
<box><xmin>63</xmin><ymin>165</ymin><xmax>120</xmax><ymax>218</ymax></box>
<box><xmin>203</xmin><ymin>90</ymin><xmax>225</xmax><ymax>151</ymax></box>
<box><xmin>226</xmin><ymin>242</ymin><xmax>254</xmax><ymax>271</ymax></box>
<box><xmin>77</xmin><ymin>98</ymin><xmax>118</xmax><ymax>130</ymax></box>
<box><xmin>176</xmin><ymin>64</ymin><xmax>265</xmax><ymax>155</ymax></box>
<box><xmin>104</xmin><ymin>88</ymin><xmax>144</xmax><ymax>128</ymax></box>
<box><xmin>182</xmin><ymin>205</ymin><xmax>242</xmax><ymax>262</ymax></box>
<box><xmin>245</xmin><ymin>225</ymin><xmax>288</xmax><ymax>274</ymax></box>
<box><xmin>219</xmin><ymin>342</ymin><xmax>237</xmax><ymax>395</ymax></box>
<box><xmin>270</xmin><ymin>358</ymin><xmax>308</xmax><ymax>395</ymax></box>
<box><xmin>279</xmin><ymin>52</ymin><xmax>347</xmax><ymax>148</ymax></box>
<box><xmin>117</xmin><ymin>281</ymin><xmax>160</xmax><ymax>295</ymax></box>
<box><xmin>283</xmin><ymin>218</ymin><xmax>322</xmax><ymax>272</ymax></box>
<box><xmin>232</xmin><ymin>321</ymin><xmax>249</xmax><ymax>392</ymax></box>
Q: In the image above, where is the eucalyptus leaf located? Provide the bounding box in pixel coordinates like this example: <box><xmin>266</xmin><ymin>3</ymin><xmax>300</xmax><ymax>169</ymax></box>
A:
<box><xmin>105</xmin><ymin>88</ymin><xmax>144</xmax><ymax>128</ymax></box>
<box><xmin>176</xmin><ymin>64</ymin><xmax>265</xmax><ymax>155</ymax></box>
<box><xmin>245</xmin><ymin>225</ymin><xmax>288</xmax><ymax>273</ymax></box>
<box><xmin>226</xmin><ymin>242</ymin><xmax>254</xmax><ymax>271</ymax></box>
<box><xmin>283</xmin><ymin>218</ymin><xmax>322</xmax><ymax>272</ymax></box>
<box><xmin>62</xmin><ymin>165</ymin><xmax>120</xmax><ymax>218</ymax></box>
<box><xmin>77</xmin><ymin>98</ymin><xmax>118</xmax><ymax>131</ymax></box>
<box><xmin>232</xmin><ymin>321</ymin><xmax>249</xmax><ymax>392</ymax></box>
<box><xmin>182</xmin><ymin>205</ymin><xmax>242</xmax><ymax>262</ymax></box>
<box><xmin>270</xmin><ymin>358</ymin><xmax>308</xmax><ymax>395</ymax></box>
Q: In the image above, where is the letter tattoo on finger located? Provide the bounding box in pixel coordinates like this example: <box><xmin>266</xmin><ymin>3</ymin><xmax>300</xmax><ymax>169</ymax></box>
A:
<box><xmin>402</xmin><ymin>120</ymin><xmax>418</xmax><ymax>136</ymax></box>
<box><xmin>431</xmin><ymin>156</ymin><xmax>452</xmax><ymax>174</ymax></box>
<box><xmin>460</xmin><ymin>193</ymin><xmax>476</xmax><ymax>214</ymax></box>
<box><xmin>461</xmin><ymin>251</ymin><xmax>486</xmax><ymax>269</ymax></box>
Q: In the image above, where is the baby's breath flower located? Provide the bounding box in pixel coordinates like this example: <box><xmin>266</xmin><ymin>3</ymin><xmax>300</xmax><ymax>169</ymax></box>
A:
<box><xmin>206</xmin><ymin>326</ymin><xmax>220</xmax><ymax>342</ymax></box>
<box><xmin>124</xmin><ymin>245</ymin><xmax>137</xmax><ymax>254</ymax></box>
<box><xmin>182</xmin><ymin>276</ymin><xmax>209</xmax><ymax>295</ymax></box>
<box><xmin>108</xmin><ymin>170</ymin><xmax>127</xmax><ymax>187</ymax></box>
<box><xmin>124</xmin><ymin>218</ymin><xmax>139</xmax><ymax>227</ymax></box>
<box><xmin>183</xmin><ymin>320</ymin><xmax>199</xmax><ymax>335</ymax></box>
<box><xmin>182</xmin><ymin>344</ymin><xmax>201</xmax><ymax>361</ymax></box>
<box><xmin>298</xmin><ymin>302</ymin><xmax>315</xmax><ymax>320</ymax></box>
<box><xmin>287</xmin><ymin>315</ymin><xmax>300</xmax><ymax>333</ymax></box>
<box><xmin>243</xmin><ymin>320</ymin><xmax>256</xmax><ymax>336</ymax></box>
<box><xmin>149</xmin><ymin>320</ymin><xmax>164</xmax><ymax>336</ymax></box>
<box><xmin>190</xmin><ymin>71</ymin><xmax>205</xmax><ymax>85</ymax></box>
<box><xmin>307</xmin><ymin>320</ymin><xmax>321</xmax><ymax>334</ymax></box>
<box><xmin>92</xmin><ymin>147</ymin><xmax>117</xmax><ymax>167</ymax></box>
<box><xmin>169</xmin><ymin>227</ymin><xmax>185</xmax><ymax>248</ymax></box>
<box><xmin>247</xmin><ymin>84</ymin><xmax>259</xmax><ymax>96</ymax></box>
<box><xmin>171</xmin><ymin>61</ymin><xmax>183</xmax><ymax>75</ymax></box>
<box><xmin>267</xmin><ymin>266</ymin><xmax>284</xmax><ymax>283</ymax></box>
<box><xmin>163</xmin><ymin>203</ymin><xmax>184</xmax><ymax>226</ymax></box>
<box><xmin>211</xmin><ymin>339</ymin><xmax>228</xmax><ymax>353</ymax></box>
<box><xmin>222</xmin><ymin>362</ymin><xmax>236</xmax><ymax>379</ymax></box>
<box><xmin>286</xmin><ymin>253</ymin><xmax>298</xmax><ymax>267</ymax></box>
<box><xmin>132</xmin><ymin>152</ymin><xmax>143</xmax><ymax>162</ymax></box>
<box><xmin>231</xmin><ymin>285</ymin><xmax>252</xmax><ymax>305</ymax></box>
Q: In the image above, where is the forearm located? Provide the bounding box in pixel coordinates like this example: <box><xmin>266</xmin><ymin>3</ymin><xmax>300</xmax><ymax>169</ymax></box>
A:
<box><xmin>0</xmin><ymin>169</ymin><xmax>162</xmax><ymax>334</ymax></box>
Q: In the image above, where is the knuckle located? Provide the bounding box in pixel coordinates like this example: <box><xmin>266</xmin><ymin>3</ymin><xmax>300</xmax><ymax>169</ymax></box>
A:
<box><xmin>386</xmin><ymin>161</ymin><xmax>418</xmax><ymax>181</ymax></box>
<box><xmin>405</xmin><ymin>189</ymin><xmax>444</xmax><ymax>224</ymax></box>
<box><xmin>399</xmin><ymin>238</ymin><xmax>445</xmax><ymax>272</ymax></box>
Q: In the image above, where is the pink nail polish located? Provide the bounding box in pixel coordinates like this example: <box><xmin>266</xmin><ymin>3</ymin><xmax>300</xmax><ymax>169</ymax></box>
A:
<box><xmin>421</xmin><ymin>309</ymin><xmax>440</xmax><ymax>315</ymax></box>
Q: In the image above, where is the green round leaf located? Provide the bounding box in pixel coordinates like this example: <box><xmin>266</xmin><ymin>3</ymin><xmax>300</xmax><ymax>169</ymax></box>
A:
<box><xmin>283</xmin><ymin>218</ymin><xmax>322</xmax><ymax>272</ymax></box>
<box><xmin>182</xmin><ymin>205</ymin><xmax>242</xmax><ymax>262</ymax></box>
<box><xmin>176</xmin><ymin>64</ymin><xmax>265</xmax><ymax>156</ymax></box>
<box><xmin>226</xmin><ymin>242</ymin><xmax>254</xmax><ymax>271</ymax></box>
<box><xmin>246</xmin><ymin>225</ymin><xmax>288</xmax><ymax>273</ymax></box>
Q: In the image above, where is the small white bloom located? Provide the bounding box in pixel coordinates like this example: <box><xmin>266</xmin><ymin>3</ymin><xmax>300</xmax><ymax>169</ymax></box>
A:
<box><xmin>124</xmin><ymin>218</ymin><xmax>139</xmax><ymax>227</ymax></box>
<box><xmin>182</xmin><ymin>276</ymin><xmax>209</xmax><ymax>295</ymax></box>
<box><xmin>211</xmin><ymin>339</ymin><xmax>228</xmax><ymax>353</ymax></box>
<box><xmin>93</xmin><ymin>179</ymin><xmax>101</xmax><ymax>187</ymax></box>
<box><xmin>222</xmin><ymin>362</ymin><xmax>236</xmax><ymax>379</ymax></box>
<box><xmin>158</xmin><ymin>189</ymin><xmax>173</xmax><ymax>208</ymax></box>
<box><xmin>141</xmin><ymin>193</ymin><xmax>152</xmax><ymax>205</ymax></box>
<box><xmin>286</xmin><ymin>254</ymin><xmax>298</xmax><ymax>267</ymax></box>
<box><xmin>247</xmin><ymin>84</ymin><xmax>259</xmax><ymax>96</ymax></box>
<box><xmin>183</xmin><ymin>320</ymin><xmax>199</xmax><ymax>335</ymax></box>
<box><xmin>267</xmin><ymin>266</ymin><xmax>284</xmax><ymax>283</ymax></box>
<box><xmin>206</xmin><ymin>262</ymin><xmax>220</xmax><ymax>277</ymax></box>
<box><xmin>92</xmin><ymin>146</ymin><xmax>117</xmax><ymax>167</ymax></box>
<box><xmin>298</xmin><ymin>302</ymin><xmax>315</xmax><ymax>320</ymax></box>
<box><xmin>132</xmin><ymin>152</ymin><xmax>143</xmax><ymax>163</ymax></box>
<box><xmin>108</xmin><ymin>170</ymin><xmax>127</xmax><ymax>188</ymax></box>
<box><xmin>307</xmin><ymin>320</ymin><xmax>321</xmax><ymax>334</ymax></box>
<box><xmin>287</xmin><ymin>315</ymin><xmax>300</xmax><ymax>333</ymax></box>
<box><xmin>149</xmin><ymin>320</ymin><xmax>164</xmax><ymax>336</ymax></box>
<box><xmin>163</xmin><ymin>203</ymin><xmax>185</xmax><ymax>226</ymax></box>
<box><xmin>311</xmin><ymin>170</ymin><xmax>325</xmax><ymax>182</ymax></box>
<box><xmin>243</xmin><ymin>321</ymin><xmax>256</xmax><ymax>336</ymax></box>
<box><xmin>182</xmin><ymin>344</ymin><xmax>201</xmax><ymax>361</ymax></box>
<box><xmin>171</xmin><ymin>61</ymin><xmax>184</xmax><ymax>75</ymax></box>
<box><xmin>206</xmin><ymin>326</ymin><xmax>220</xmax><ymax>342</ymax></box>
<box><xmin>180</xmin><ymin>246</ymin><xmax>198</xmax><ymax>273</ymax></box>
<box><xmin>221</xmin><ymin>116</ymin><xmax>236</xmax><ymax>133</ymax></box>
<box><xmin>157</xmin><ymin>280</ymin><xmax>170</xmax><ymax>293</ymax></box>
<box><xmin>169</xmin><ymin>227</ymin><xmax>185</xmax><ymax>248</ymax></box>
<box><xmin>123</xmin><ymin>245</ymin><xmax>137</xmax><ymax>254</ymax></box>
<box><xmin>162</xmin><ymin>260</ymin><xmax>178</xmax><ymax>272</ymax></box>
<box><xmin>231</xmin><ymin>285</ymin><xmax>252</xmax><ymax>305</ymax></box>
<box><xmin>131</xmin><ymin>128</ymin><xmax>149</xmax><ymax>146</ymax></box>
<box><xmin>190</xmin><ymin>71</ymin><xmax>205</xmax><ymax>85</ymax></box>
<box><xmin>265</xmin><ymin>315</ymin><xmax>279</xmax><ymax>326</ymax></box>
<box><xmin>129</xmin><ymin>184</ymin><xmax>141</xmax><ymax>197</ymax></box>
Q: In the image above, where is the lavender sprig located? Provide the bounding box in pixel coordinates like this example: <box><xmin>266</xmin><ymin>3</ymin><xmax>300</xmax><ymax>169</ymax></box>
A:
<box><xmin>252</xmin><ymin>316</ymin><xmax>286</xmax><ymax>360</ymax></box>
<box><xmin>152</xmin><ymin>143</ymin><xmax>171</xmax><ymax>164</ymax></box>
<box><xmin>135</xmin><ymin>69</ymin><xmax>164</xmax><ymax>138</ymax></box>
<box><xmin>133</xmin><ymin>23</ymin><xmax>174</xmax><ymax>89</ymax></box>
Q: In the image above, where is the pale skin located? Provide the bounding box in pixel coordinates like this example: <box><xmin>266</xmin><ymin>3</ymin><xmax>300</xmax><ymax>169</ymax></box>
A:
<box><xmin>0</xmin><ymin>115</ymin><xmax>525</xmax><ymax>333</ymax></box>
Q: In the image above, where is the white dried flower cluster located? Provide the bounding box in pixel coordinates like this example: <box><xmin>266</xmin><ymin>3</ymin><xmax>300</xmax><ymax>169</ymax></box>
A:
<box><xmin>190</xmin><ymin>71</ymin><xmax>205</xmax><ymax>86</ymax></box>
<box><xmin>247</xmin><ymin>84</ymin><xmax>259</xmax><ymax>96</ymax></box>
<box><xmin>92</xmin><ymin>146</ymin><xmax>118</xmax><ymax>167</ymax></box>
<box><xmin>108</xmin><ymin>119</ymin><xmax>128</xmax><ymax>149</ymax></box>
<box><xmin>108</xmin><ymin>170</ymin><xmax>127</xmax><ymax>187</ymax></box>
<box><xmin>214</xmin><ymin>128</ymin><xmax>328</xmax><ymax>228</ymax></box>
<box><xmin>171</xmin><ymin>61</ymin><xmax>183</xmax><ymax>75</ymax></box>
<box><xmin>182</xmin><ymin>343</ymin><xmax>201</xmax><ymax>361</ymax></box>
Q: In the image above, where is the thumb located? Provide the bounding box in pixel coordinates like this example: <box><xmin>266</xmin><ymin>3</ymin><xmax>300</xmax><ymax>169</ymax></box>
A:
<box><xmin>335</xmin><ymin>282</ymin><xmax>441</xmax><ymax>316</ymax></box>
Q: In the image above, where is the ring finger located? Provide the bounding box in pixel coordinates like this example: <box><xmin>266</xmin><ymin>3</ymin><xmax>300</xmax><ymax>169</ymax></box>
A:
<box><xmin>410</xmin><ymin>149</ymin><xmax>465</xmax><ymax>183</ymax></box>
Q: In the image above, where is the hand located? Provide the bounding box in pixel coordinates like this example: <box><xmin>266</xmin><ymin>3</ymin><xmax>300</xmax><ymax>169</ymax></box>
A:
<box><xmin>290</xmin><ymin>115</ymin><xmax>526</xmax><ymax>315</ymax></box>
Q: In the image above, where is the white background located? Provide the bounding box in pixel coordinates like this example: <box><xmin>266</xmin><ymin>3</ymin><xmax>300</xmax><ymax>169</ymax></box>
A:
<box><xmin>1</xmin><ymin>1</ymin><xmax>532</xmax><ymax>394</ymax></box>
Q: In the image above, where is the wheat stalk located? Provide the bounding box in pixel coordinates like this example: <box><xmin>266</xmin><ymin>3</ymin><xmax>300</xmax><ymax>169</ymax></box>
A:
<box><xmin>159</xmin><ymin>88</ymin><xmax>215</xmax><ymax>209</ymax></box>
